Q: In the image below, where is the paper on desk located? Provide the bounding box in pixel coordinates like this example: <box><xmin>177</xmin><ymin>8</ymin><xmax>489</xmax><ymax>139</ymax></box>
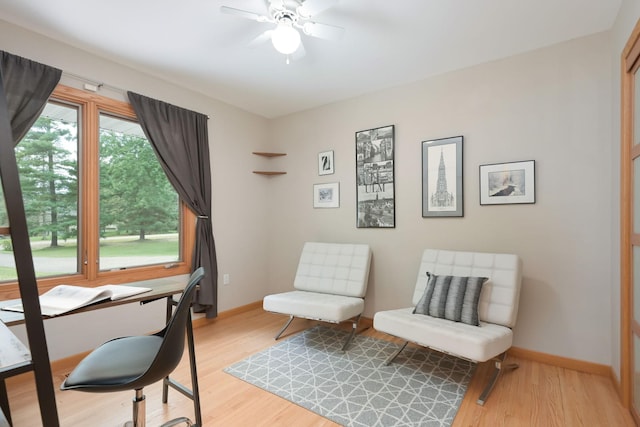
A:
<box><xmin>1</xmin><ymin>284</ymin><xmax>152</xmax><ymax>316</ymax></box>
<box><xmin>0</xmin><ymin>320</ymin><xmax>30</xmax><ymax>368</ymax></box>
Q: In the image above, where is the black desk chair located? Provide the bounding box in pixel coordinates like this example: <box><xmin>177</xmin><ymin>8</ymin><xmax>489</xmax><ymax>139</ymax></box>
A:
<box><xmin>60</xmin><ymin>267</ymin><xmax>205</xmax><ymax>427</ymax></box>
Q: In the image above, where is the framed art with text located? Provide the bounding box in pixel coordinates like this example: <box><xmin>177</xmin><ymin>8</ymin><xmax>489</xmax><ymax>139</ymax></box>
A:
<box><xmin>422</xmin><ymin>135</ymin><xmax>463</xmax><ymax>217</ymax></box>
<box><xmin>356</xmin><ymin>125</ymin><xmax>395</xmax><ymax>228</ymax></box>
<box><xmin>479</xmin><ymin>160</ymin><xmax>535</xmax><ymax>205</ymax></box>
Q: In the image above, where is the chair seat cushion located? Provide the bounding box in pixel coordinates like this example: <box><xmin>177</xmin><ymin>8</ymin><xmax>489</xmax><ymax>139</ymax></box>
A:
<box><xmin>263</xmin><ymin>290</ymin><xmax>364</xmax><ymax>323</ymax></box>
<box><xmin>373</xmin><ymin>307</ymin><xmax>513</xmax><ymax>362</ymax></box>
<box><xmin>62</xmin><ymin>335</ymin><xmax>163</xmax><ymax>392</ymax></box>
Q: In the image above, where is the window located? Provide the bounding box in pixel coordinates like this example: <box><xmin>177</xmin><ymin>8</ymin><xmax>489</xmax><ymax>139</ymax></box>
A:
<box><xmin>0</xmin><ymin>85</ymin><xmax>193</xmax><ymax>296</ymax></box>
<box><xmin>98</xmin><ymin>114</ymin><xmax>180</xmax><ymax>270</ymax></box>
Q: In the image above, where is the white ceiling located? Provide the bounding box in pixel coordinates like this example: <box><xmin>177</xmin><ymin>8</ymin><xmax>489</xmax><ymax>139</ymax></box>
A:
<box><xmin>0</xmin><ymin>0</ymin><xmax>623</xmax><ymax>118</ymax></box>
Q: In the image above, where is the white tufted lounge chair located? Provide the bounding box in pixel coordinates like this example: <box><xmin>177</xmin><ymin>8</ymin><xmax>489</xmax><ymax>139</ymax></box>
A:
<box><xmin>374</xmin><ymin>249</ymin><xmax>522</xmax><ymax>405</ymax></box>
<box><xmin>263</xmin><ymin>242</ymin><xmax>372</xmax><ymax>351</ymax></box>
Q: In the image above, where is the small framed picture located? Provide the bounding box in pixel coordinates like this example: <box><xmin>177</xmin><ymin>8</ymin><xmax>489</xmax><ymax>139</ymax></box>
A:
<box><xmin>422</xmin><ymin>136</ymin><xmax>463</xmax><ymax>217</ymax></box>
<box><xmin>313</xmin><ymin>182</ymin><xmax>340</xmax><ymax>208</ymax></box>
<box><xmin>318</xmin><ymin>150</ymin><xmax>334</xmax><ymax>175</ymax></box>
<box><xmin>479</xmin><ymin>160</ymin><xmax>535</xmax><ymax>205</ymax></box>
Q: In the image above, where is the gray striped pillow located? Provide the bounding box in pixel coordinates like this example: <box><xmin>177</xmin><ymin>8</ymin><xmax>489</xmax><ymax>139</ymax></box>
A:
<box><xmin>413</xmin><ymin>272</ymin><xmax>437</xmax><ymax>315</ymax></box>
<box><xmin>414</xmin><ymin>273</ymin><xmax>488</xmax><ymax>326</ymax></box>
<box><xmin>444</xmin><ymin>276</ymin><xmax>467</xmax><ymax>322</ymax></box>
<box><xmin>461</xmin><ymin>276</ymin><xmax>488</xmax><ymax>325</ymax></box>
<box><xmin>428</xmin><ymin>274</ymin><xmax>452</xmax><ymax>318</ymax></box>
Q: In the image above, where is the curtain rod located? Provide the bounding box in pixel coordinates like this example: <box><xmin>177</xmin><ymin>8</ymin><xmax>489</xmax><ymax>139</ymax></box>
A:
<box><xmin>62</xmin><ymin>71</ymin><xmax>127</xmax><ymax>94</ymax></box>
<box><xmin>60</xmin><ymin>71</ymin><xmax>210</xmax><ymax>119</ymax></box>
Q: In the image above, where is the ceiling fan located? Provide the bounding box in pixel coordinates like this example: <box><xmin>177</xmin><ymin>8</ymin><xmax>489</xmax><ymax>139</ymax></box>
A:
<box><xmin>220</xmin><ymin>0</ymin><xmax>344</xmax><ymax>63</ymax></box>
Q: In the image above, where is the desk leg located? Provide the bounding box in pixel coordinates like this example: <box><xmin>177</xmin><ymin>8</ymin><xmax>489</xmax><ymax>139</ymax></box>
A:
<box><xmin>185</xmin><ymin>311</ymin><xmax>202</xmax><ymax>427</ymax></box>
<box><xmin>162</xmin><ymin>297</ymin><xmax>173</xmax><ymax>405</ymax></box>
<box><xmin>161</xmin><ymin>296</ymin><xmax>202</xmax><ymax>427</ymax></box>
<box><xmin>0</xmin><ymin>379</ymin><xmax>11</xmax><ymax>426</ymax></box>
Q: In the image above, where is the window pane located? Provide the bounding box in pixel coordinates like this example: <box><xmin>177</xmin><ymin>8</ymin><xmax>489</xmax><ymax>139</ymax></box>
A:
<box><xmin>0</xmin><ymin>191</ymin><xmax>6</xmax><ymax>227</ymax></box>
<box><xmin>635</xmin><ymin>247</ymin><xmax>640</xmax><ymax>323</ymax></box>
<box><xmin>98</xmin><ymin>114</ymin><xmax>180</xmax><ymax>271</ymax></box>
<box><xmin>0</xmin><ymin>102</ymin><xmax>79</xmax><ymax>282</ymax></box>
<box><xmin>635</xmin><ymin>158</ymin><xmax>640</xmax><ymax>234</ymax></box>
<box><xmin>634</xmin><ymin>333</ymin><xmax>640</xmax><ymax>411</ymax></box>
<box><xmin>636</xmin><ymin>72</ymin><xmax>640</xmax><ymax>146</ymax></box>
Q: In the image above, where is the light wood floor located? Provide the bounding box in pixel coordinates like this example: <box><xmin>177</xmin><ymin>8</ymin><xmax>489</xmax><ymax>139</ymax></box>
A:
<box><xmin>5</xmin><ymin>307</ymin><xmax>636</xmax><ymax>426</ymax></box>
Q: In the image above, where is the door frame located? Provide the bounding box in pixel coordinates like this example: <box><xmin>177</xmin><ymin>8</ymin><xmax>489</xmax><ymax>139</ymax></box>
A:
<box><xmin>621</xmin><ymin>17</ymin><xmax>640</xmax><ymax>421</ymax></box>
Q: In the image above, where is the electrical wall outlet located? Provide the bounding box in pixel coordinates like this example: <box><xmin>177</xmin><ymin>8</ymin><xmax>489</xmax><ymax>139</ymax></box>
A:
<box><xmin>223</xmin><ymin>273</ymin><xmax>230</xmax><ymax>285</ymax></box>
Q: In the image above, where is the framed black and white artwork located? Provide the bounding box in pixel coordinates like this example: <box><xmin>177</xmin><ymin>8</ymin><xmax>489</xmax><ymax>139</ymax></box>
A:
<box><xmin>313</xmin><ymin>182</ymin><xmax>340</xmax><ymax>208</ymax></box>
<box><xmin>355</xmin><ymin>125</ymin><xmax>395</xmax><ymax>228</ymax></box>
<box><xmin>318</xmin><ymin>150</ymin><xmax>334</xmax><ymax>175</ymax></box>
<box><xmin>479</xmin><ymin>160</ymin><xmax>535</xmax><ymax>205</ymax></box>
<box><xmin>422</xmin><ymin>135</ymin><xmax>463</xmax><ymax>217</ymax></box>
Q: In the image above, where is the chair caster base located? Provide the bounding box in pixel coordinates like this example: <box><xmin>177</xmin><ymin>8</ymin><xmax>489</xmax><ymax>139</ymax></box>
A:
<box><xmin>161</xmin><ymin>416</ymin><xmax>194</xmax><ymax>427</ymax></box>
<box><xmin>124</xmin><ymin>416</ymin><xmax>193</xmax><ymax>427</ymax></box>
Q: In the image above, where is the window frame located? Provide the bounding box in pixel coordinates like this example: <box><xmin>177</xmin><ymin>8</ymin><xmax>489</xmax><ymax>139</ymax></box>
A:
<box><xmin>0</xmin><ymin>84</ymin><xmax>194</xmax><ymax>299</ymax></box>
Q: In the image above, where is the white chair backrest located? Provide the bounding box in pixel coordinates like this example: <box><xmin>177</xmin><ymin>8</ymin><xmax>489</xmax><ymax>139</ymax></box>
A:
<box><xmin>293</xmin><ymin>242</ymin><xmax>372</xmax><ymax>298</ymax></box>
<box><xmin>412</xmin><ymin>249</ymin><xmax>522</xmax><ymax>328</ymax></box>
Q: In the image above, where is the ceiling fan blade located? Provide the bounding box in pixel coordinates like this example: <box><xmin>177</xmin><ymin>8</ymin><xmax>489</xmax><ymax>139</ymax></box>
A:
<box><xmin>302</xmin><ymin>21</ymin><xmax>345</xmax><ymax>41</ymax></box>
<box><xmin>248</xmin><ymin>30</ymin><xmax>273</xmax><ymax>48</ymax></box>
<box><xmin>268</xmin><ymin>0</ymin><xmax>285</xmax><ymax>10</ymax></box>
<box><xmin>297</xmin><ymin>0</ymin><xmax>339</xmax><ymax>17</ymax></box>
<box><xmin>220</xmin><ymin>6</ymin><xmax>270</xmax><ymax>22</ymax></box>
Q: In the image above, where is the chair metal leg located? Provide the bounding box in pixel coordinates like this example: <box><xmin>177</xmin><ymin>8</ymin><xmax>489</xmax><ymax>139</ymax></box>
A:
<box><xmin>274</xmin><ymin>315</ymin><xmax>295</xmax><ymax>340</ymax></box>
<box><xmin>125</xmin><ymin>387</ymin><xmax>193</xmax><ymax>427</ymax></box>
<box><xmin>476</xmin><ymin>352</ymin><xmax>518</xmax><ymax>405</ymax></box>
<box><xmin>124</xmin><ymin>389</ymin><xmax>146</xmax><ymax>427</ymax></box>
<box><xmin>383</xmin><ymin>341</ymin><xmax>409</xmax><ymax>366</ymax></box>
<box><xmin>341</xmin><ymin>315</ymin><xmax>362</xmax><ymax>351</ymax></box>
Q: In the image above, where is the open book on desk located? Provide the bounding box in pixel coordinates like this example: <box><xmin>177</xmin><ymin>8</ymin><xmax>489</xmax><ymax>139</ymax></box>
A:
<box><xmin>1</xmin><ymin>284</ymin><xmax>152</xmax><ymax>317</ymax></box>
<box><xmin>0</xmin><ymin>319</ymin><xmax>30</xmax><ymax>368</ymax></box>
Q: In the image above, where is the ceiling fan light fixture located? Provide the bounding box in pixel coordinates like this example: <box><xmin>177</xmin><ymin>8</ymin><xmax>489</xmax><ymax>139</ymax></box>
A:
<box><xmin>271</xmin><ymin>20</ymin><xmax>301</xmax><ymax>55</ymax></box>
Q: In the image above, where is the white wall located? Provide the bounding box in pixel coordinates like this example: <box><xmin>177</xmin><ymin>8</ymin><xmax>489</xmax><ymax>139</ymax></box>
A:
<box><xmin>610</xmin><ymin>1</ymin><xmax>640</xmax><ymax>382</ymax></box>
<box><xmin>0</xmin><ymin>19</ymin><xmax>272</xmax><ymax>358</ymax></box>
<box><xmin>267</xmin><ymin>33</ymin><xmax>614</xmax><ymax>365</ymax></box>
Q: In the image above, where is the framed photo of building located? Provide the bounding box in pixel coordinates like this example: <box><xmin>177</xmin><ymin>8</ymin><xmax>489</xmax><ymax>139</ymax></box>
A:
<box><xmin>422</xmin><ymin>136</ymin><xmax>463</xmax><ymax>217</ymax></box>
<box><xmin>479</xmin><ymin>160</ymin><xmax>535</xmax><ymax>205</ymax></box>
<box><xmin>356</xmin><ymin>125</ymin><xmax>395</xmax><ymax>228</ymax></box>
<box><xmin>313</xmin><ymin>182</ymin><xmax>340</xmax><ymax>208</ymax></box>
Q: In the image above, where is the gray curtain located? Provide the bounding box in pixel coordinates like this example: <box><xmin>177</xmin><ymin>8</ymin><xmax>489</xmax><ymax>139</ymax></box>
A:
<box><xmin>0</xmin><ymin>50</ymin><xmax>62</xmax><ymax>144</ymax></box>
<box><xmin>127</xmin><ymin>91</ymin><xmax>218</xmax><ymax>318</ymax></box>
<box><xmin>0</xmin><ymin>50</ymin><xmax>62</xmax><ymax>425</ymax></box>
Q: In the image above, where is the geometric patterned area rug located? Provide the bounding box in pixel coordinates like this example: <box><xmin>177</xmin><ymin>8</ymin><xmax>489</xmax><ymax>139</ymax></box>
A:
<box><xmin>223</xmin><ymin>325</ymin><xmax>476</xmax><ymax>427</ymax></box>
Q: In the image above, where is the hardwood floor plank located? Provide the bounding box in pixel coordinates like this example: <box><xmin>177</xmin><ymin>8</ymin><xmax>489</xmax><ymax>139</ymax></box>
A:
<box><xmin>5</xmin><ymin>308</ymin><xmax>635</xmax><ymax>426</ymax></box>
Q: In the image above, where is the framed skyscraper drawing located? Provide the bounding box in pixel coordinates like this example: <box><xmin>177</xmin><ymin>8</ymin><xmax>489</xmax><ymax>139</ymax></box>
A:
<box><xmin>422</xmin><ymin>136</ymin><xmax>463</xmax><ymax>217</ymax></box>
<box><xmin>356</xmin><ymin>125</ymin><xmax>395</xmax><ymax>228</ymax></box>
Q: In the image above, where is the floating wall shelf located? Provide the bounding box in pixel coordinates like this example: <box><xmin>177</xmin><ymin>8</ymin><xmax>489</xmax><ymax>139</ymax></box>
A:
<box><xmin>252</xmin><ymin>152</ymin><xmax>286</xmax><ymax>157</ymax></box>
<box><xmin>252</xmin><ymin>171</ymin><xmax>287</xmax><ymax>175</ymax></box>
<box><xmin>252</xmin><ymin>151</ymin><xmax>286</xmax><ymax>175</ymax></box>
